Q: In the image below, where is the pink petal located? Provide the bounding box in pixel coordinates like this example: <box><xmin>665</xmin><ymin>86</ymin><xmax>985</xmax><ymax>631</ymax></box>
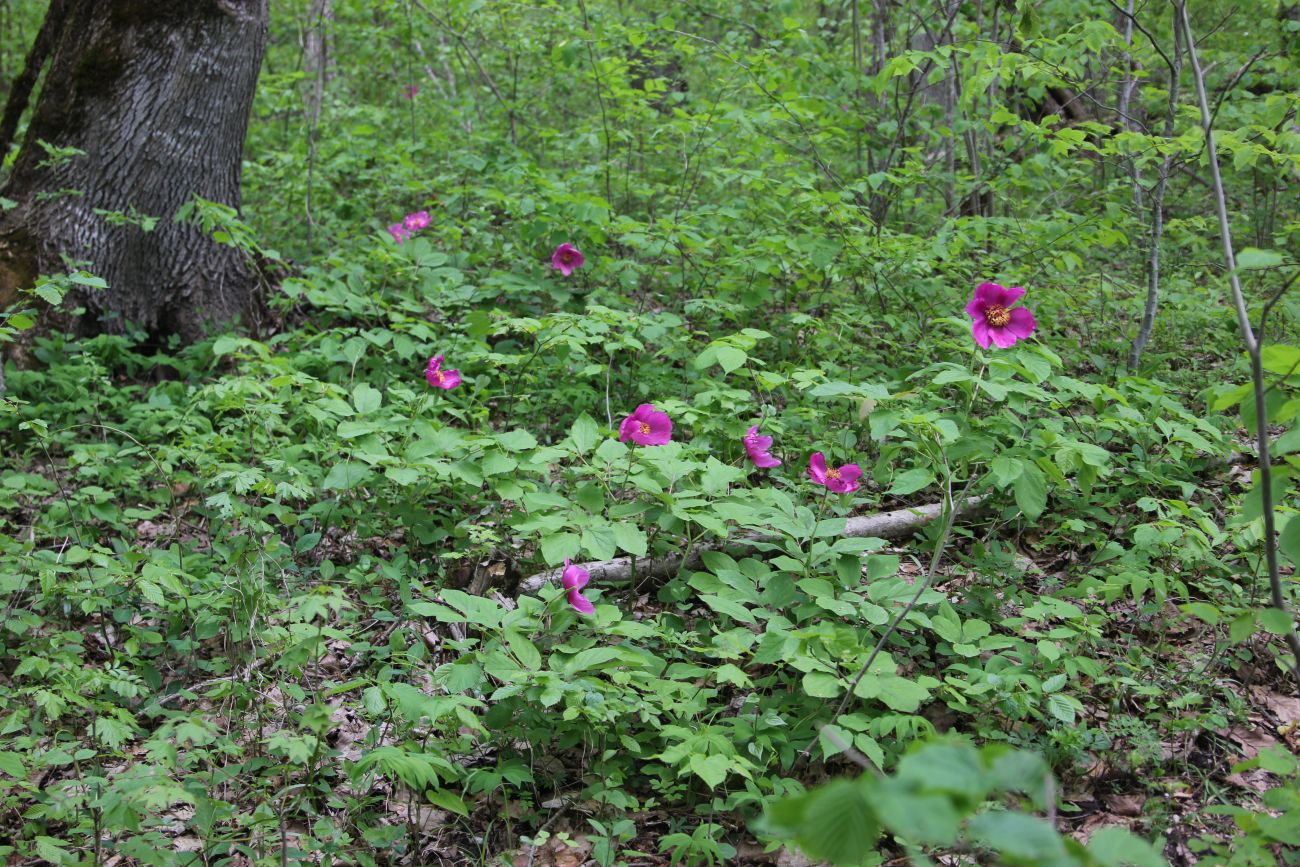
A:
<box><xmin>568</xmin><ymin>590</ymin><xmax>595</xmax><ymax>615</ymax></box>
<box><xmin>646</xmin><ymin>412</ymin><xmax>672</xmax><ymax>444</ymax></box>
<box><xmin>562</xmin><ymin>560</ymin><xmax>589</xmax><ymax>591</ymax></box>
<box><xmin>833</xmin><ymin>476</ymin><xmax>860</xmax><ymax>494</ymax></box>
<box><xmin>429</xmin><ymin>354</ymin><xmax>443</xmax><ymax>371</ymax></box>
<box><xmin>1005</xmin><ymin>306</ymin><xmax>1036</xmax><ymax>339</ymax></box>
<box><xmin>1001</xmin><ymin>285</ymin><xmax>1026</xmax><ymax>306</ymax></box>
<box><xmin>989</xmin><ymin>325</ymin><xmax>1017</xmax><ymax>349</ymax></box>
<box><xmin>438</xmin><ymin>368</ymin><xmax>461</xmax><ymax>389</ymax></box>
<box><xmin>964</xmin><ymin>296</ymin><xmax>986</xmax><ymax>319</ymax></box>
<box><xmin>633</xmin><ymin>403</ymin><xmax>656</xmax><ymax>421</ymax></box>
<box><xmin>976</xmin><ymin>282</ymin><xmax>1015</xmax><ymax>308</ymax></box>
<box><xmin>971</xmin><ymin>319</ymin><xmax>992</xmax><ymax>348</ymax></box>
<box><xmin>753</xmin><ymin>452</ymin><xmax>782</xmax><ymax>468</ymax></box>
<box><xmin>808</xmin><ymin>452</ymin><xmax>829</xmax><ymax>485</ymax></box>
<box><xmin>618</xmin><ymin>413</ymin><xmax>639</xmax><ymax>442</ymax></box>
<box><xmin>838</xmin><ymin>463</ymin><xmax>863</xmax><ymax>485</ymax></box>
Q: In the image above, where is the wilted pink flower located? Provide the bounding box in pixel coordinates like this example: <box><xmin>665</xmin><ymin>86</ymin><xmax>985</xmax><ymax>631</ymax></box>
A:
<box><xmin>965</xmin><ymin>282</ymin><xmax>1036</xmax><ymax>349</ymax></box>
<box><xmin>743</xmin><ymin>424</ymin><xmax>781</xmax><ymax>468</ymax></box>
<box><xmin>388</xmin><ymin>223</ymin><xmax>411</xmax><ymax>244</ymax></box>
<box><xmin>618</xmin><ymin>403</ymin><xmax>672</xmax><ymax>446</ymax></box>
<box><xmin>550</xmin><ymin>243</ymin><xmax>585</xmax><ymax>277</ymax></box>
<box><xmin>562</xmin><ymin>559</ymin><xmax>594</xmax><ymax>615</ymax></box>
<box><xmin>402</xmin><ymin>84</ymin><xmax>419</xmax><ymax>100</ymax></box>
<box><xmin>425</xmin><ymin>354</ymin><xmax>461</xmax><ymax>390</ymax></box>
<box><xmin>808</xmin><ymin>452</ymin><xmax>862</xmax><ymax>494</ymax></box>
<box><xmin>403</xmin><ymin>210</ymin><xmax>431</xmax><ymax>232</ymax></box>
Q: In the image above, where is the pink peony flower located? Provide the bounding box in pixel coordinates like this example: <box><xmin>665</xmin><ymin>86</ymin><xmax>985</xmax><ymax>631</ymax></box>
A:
<box><xmin>550</xmin><ymin>243</ymin><xmax>585</xmax><ymax>277</ymax></box>
<box><xmin>403</xmin><ymin>210</ymin><xmax>431</xmax><ymax>232</ymax></box>
<box><xmin>388</xmin><ymin>223</ymin><xmax>411</xmax><ymax>244</ymax></box>
<box><xmin>618</xmin><ymin>403</ymin><xmax>672</xmax><ymax>446</ymax></box>
<box><xmin>743</xmin><ymin>424</ymin><xmax>781</xmax><ymax>468</ymax></box>
<box><xmin>402</xmin><ymin>84</ymin><xmax>419</xmax><ymax>100</ymax></box>
<box><xmin>425</xmin><ymin>354</ymin><xmax>461</xmax><ymax>390</ymax></box>
<box><xmin>965</xmin><ymin>282</ymin><xmax>1036</xmax><ymax>349</ymax></box>
<box><xmin>562</xmin><ymin>559</ymin><xmax>594</xmax><ymax>615</ymax></box>
<box><xmin>808</xmin><ymin>452</ymin><xmax>862</xmax><ymax>494</ymax></box>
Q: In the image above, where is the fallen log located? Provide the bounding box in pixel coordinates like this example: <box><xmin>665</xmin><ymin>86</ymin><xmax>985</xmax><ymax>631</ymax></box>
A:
<box><xmin>517</xmin><ymin>494</ymin><xmax>989</xmax><ymax>596</ymax></box>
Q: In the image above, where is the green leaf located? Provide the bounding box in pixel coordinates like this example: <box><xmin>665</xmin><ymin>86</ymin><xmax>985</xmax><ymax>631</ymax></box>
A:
<box><xmin>793</xmin><ymin>780</ymin><xmax>880</xmax><ymax>866</ymax></box>
<box><xmin>561</xmin><ymin>647</ymin><xmax>623</xmax><ymax>673</ymax></box>
<box><xmin>968</xmin><ymin>812</ymin><xmax>1067</xmax><ymax>863</ymax></box>
<box><xmin>716</xmin><ymin>345</ymin><xmax>748</xmax><ymax>373</ymax></box>
<box><xmin>700</xmin><ymin>594</ymin><xmax>756</xmax><ymax>624</ymax></box>
<box><xmin>1229</xmin><ymin>611</ymin><xmax>1257</xmax><ymax>644</ymax></box>
<box><xmin>506</xmin><ymin>631</ymin><xmax>542</xmax><ymax>670</ymax></box>
<box><xmin>1045</xmin><ymin>693</ymin><xmax>1078</xmax><ymax>724</ymax></box>
<box><xmin>1086</xmin><ymin>827</ymin><xmax>1167</xmax><ymax>867</ymax></box>
<box><xmin>991</xmin><ymin>455</ymin><xmax>1024</xmax><ymax>486</ymax></box>
<box><xmin>0</xmin><ymin>752</ymin><xmax>25</xmax><ymax>778</ymax></box>
<box><xmin>802</xmin><ymin>671</ymin><xmax>843</xmax><ymax>698</ymax></box>
<box><xmin>1258</xmin><ymin>606</ymin><xmax>1296</xmax><ymax>636</ymax></box>
<box><xmin>323</xmin><ymin>462</ymin><xmax>372</xmax><ymax>490</ymax></box>
<box><xmin>611</xmin><ymin>522</ymin><xmax>648</xmax><ymax>556</ymax></box>
<box><xmin>570</xmin><ymin>413</ymin><xmax>600</xmax><ymax>454</ymax></box>
<box><xmin>540</xmin><ymin>532</ymin><xmax>581</xmax><ymax>565</ymax></box>
<box><xmin>353</xmin><ymin>383</ymin><xmax>382</xmax><ymax>414</ymax></box>
<box><xmin>1262</xmin><ymin>344</ymin><xmax>1300</xmax><ymax>376</ymax></box>
<box><xmin>427</xmin><ymin>788</ymin><xmax>469</xmax><ymax>816</ymax></box>
<box><xmin>869</xmin><ymin>786</ymin><xmax>960</xmax><ymax>845</ymax></box>
<box><xmin>887</xmin><ymin>468</ymin><xmax>931</xmax><ymax>496</ymax></box>
<box><xmin>495</xmin><ymin>428</ymin><xmax>538</xmax><ymax>451</ymax></box>
<box><xmin>7</xmin><ymin>313</ymin><xmax>34</xmax><ymax>330</ymax></box>
<box><xmin>1013</xmin><ymin>462</ymin><xmax>1047</xmax><ymax>519</ymax></box>
<box><xmin>1237</xmin><ymin>247</ymin><xmax>1284</xmax><ymax>270</ymax></box>
<box><xmin>691</xmin><ymin>754</ymin><xmax>730</xmax><ymax>788</ymax></box>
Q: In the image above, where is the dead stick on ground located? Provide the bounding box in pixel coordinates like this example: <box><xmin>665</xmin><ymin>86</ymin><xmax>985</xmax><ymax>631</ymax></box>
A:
<box><xmin>516</xmin><ymin>495</ymin><xmax>988</xmax><ymax>597</ymax></box>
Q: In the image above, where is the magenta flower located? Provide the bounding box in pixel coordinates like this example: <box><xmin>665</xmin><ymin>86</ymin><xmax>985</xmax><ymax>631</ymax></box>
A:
<box><xmin>424</xmin><ymin>354</ymin><xmax>461</xmax><ymax>390</ymax></box>
<box><xmin>388</xmin><ymin>223</ymin><xmax>411</xmax><ymax>244</ymax></box>
<box><xmin>743</xmin><ymin>424</ymin><xmax>781</xmax><ymax>468</ymax></box>
<box><xmin>550</xmin><ymin>243</ymin><xmax>585</xmax><ymax>277</ymax></box>
<box><xmin>965</xmin><ymin>282</ymin><xmax>1036</xmax><ymax>349</ymax></box>
<box><xmin>618</xmin><ymin>403</ymin><xmax>672</xmax><ymax>446</ymax></box>
<box><xmin>402</xmin><ymin>84</ymin><xmax>419</xmax><ymax>100</ymax></box>
<box><xmin>808</xmin><ymin>452</ymin><xmax>862</xmax><ymax>494</ymax></box>
<box><xmin>403</xmin><ymin>210</ymin><xmax>431</xmax><ymax>232</ymax></box>
<box><xmin>562</xmin><ymin>559</ymin><xmax>595</xmax><ymax>615</ymax></box>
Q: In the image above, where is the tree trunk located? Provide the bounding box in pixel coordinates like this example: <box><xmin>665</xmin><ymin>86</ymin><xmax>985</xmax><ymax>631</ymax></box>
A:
<box><xmin>0</xmin><ymin>0</ymin><xmax>268</xmax><ymax>343</ymax></box>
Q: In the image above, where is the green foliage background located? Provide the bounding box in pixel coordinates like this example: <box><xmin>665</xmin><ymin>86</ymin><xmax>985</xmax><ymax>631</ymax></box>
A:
<box><xmin>2</xmin><ymin>0</ymin><xmax>1300</xmax><ymax>864</ymax></box>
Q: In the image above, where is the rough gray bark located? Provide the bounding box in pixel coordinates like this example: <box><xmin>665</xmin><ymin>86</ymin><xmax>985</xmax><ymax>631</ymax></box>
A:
<box><xmin>0</xmin><ymin>0</ymin><xmax>269</xmax><ymax>342</ymax></box>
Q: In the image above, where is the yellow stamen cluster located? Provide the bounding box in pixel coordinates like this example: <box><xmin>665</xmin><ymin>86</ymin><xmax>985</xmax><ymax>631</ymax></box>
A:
<box><xmin>639</xmin><ymin>422</ymin><xmax>652</xmax><ymax>435</ymax></box>
<box><xmin>984</xmin><ymin>305</ymin><xmax>1012</xmax><ymax>327</ymax></box>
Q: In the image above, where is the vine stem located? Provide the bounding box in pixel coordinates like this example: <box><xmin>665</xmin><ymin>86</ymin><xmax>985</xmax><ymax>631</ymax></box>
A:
<box><xmin>1178</xmin><ymin>0</ymin><xmax>1300</xmax><ymax>694</ymax></box>
<box><xmin>829</xmin><ymin>474</ymin><xmax>975</xmax><ymax>727</ymax></box>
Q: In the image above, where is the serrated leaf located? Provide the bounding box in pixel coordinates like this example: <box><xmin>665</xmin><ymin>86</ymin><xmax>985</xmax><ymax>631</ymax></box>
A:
<box><xmin>691</xmin><ymin>753</ymin><xmax>730</xmax><ymax>788</ymax></box>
